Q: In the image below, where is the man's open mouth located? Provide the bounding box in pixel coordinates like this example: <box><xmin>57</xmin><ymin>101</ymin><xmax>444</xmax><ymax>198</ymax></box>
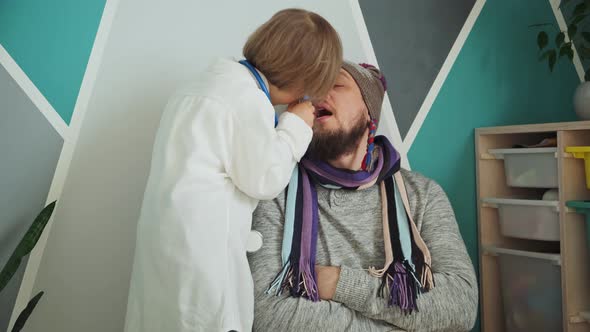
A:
<box><xmin>314</xmin><ymin>107</ymin><xmax>333</xmax><ymax>119</ymax></box>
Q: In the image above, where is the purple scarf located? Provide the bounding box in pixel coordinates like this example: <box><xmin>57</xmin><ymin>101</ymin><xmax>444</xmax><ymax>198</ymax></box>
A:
<box><xmin>266</xmin><ymin>136</ymin><xmax>434</xmax><ymax>312</ymax></box>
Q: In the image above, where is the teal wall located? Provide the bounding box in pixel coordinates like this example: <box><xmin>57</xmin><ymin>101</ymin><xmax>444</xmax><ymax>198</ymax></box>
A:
<box><xmin>0</xmin><ymin>0</ymin><xmax>106</xmax><ymax>124</ymax></box>
<box><xmin>408</xmin><ymin>1</ymin><xmax>580</xmax><ymax>330</ymax></box>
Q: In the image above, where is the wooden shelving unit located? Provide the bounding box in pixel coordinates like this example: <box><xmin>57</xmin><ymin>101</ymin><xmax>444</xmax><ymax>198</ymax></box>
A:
<box><xmin>476</xmin><ymin>121</ymin><xmax>590</xmax><ymax>332</ymax></box>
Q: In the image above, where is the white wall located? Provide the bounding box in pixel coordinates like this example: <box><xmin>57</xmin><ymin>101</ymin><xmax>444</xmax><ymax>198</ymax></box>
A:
<box><xmin>22</xmin><ymin>1</ymin><xmax>399</xmax><ymax>331</ymax></box>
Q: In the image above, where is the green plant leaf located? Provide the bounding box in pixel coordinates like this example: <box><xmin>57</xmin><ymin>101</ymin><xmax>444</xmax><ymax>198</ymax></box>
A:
<box><xmin>11</xmin><ymin>291</ymin><xmax>44</xmax><ymax>332</ymax></box>
<box><xmin>0</xmin><ymin>201</ymin><xmax>56</xmax><ymax>292</ymax></box>
<box><xmin>539</xmin><ymin>49</ymin><xmax>553</xmax><ymax>61</ymax></box>
<box><xmin>568</xmin><ymin>24</ymin><xmax>578</xmax><ymax>38</ymax></box>
<box><xmin>548</xmin><ymin>50</ymin><xmax>557</xmax><ymax>71</ymax></box>
<box><xmin>574</xmin><ymin>2</ymin><xmax>587</xmax><ymax>16</ymax></box>
<box><xmin>559</xmin><ymin>45</ymin><xmax>568</xmax><ymax>58</ymax></box>
<box><xmin>560</xmin><ymin>45</ymin><xmax>574</xmax><ymax>60</ymax></box>
<box><xmin>538</xmin><ymin>31</ymin><xmax>549</xmax><ymax>50</ymax></box>
<box><xmin>556</xmin><ymin>32</ymin><xmax>566</xmax><ymax>46</ymax></box>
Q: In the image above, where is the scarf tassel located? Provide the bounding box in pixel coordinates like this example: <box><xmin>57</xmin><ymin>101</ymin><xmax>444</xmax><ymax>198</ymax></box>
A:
<box><xmin>266</xmin><ymin>257</ymin><xmax>320</xmax><ymax>302</ymax></box>
<box><xmin>266</xmin><ymin>260</ymin><xmax>291</xmax><ymax>296</ymax></box>
<box><xmin>377</xmin><ymin>261</ymin><xmax>421</xmax><ymax>314</ymax></box>
<box><xmin>361</xmin><ymin>119</ymin><xmax>378</xmax><ymax>171</ymax></box>
<box><xmin>297</xmin><ymin>260</ymin><xmax>319</xmax><ymax>301</ymax></box>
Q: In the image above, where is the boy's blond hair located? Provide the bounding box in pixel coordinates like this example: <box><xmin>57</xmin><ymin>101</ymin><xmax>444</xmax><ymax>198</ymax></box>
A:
<box><xmin>243</xmin><ymin>9</ymin><xmax>343</xmax><ymax>99</ymax></box>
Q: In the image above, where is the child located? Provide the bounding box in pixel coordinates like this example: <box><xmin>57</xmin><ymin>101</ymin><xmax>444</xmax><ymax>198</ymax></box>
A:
<box><xmin>124</xmin><ymin>8</ymin><xmax>343</xmax><ymax>332</ymax></box>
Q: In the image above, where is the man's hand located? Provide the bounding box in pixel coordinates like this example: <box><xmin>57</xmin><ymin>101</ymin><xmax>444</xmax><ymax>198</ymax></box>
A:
<box><xmin>315</xmin><ymin>265</ymin><xmax>341</xmax><ymax>300</ymax></box>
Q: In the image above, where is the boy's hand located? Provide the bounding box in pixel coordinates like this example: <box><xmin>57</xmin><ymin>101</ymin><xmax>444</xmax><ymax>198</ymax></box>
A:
<box><xmin>287</xmin><ymin>101</ymin><xmax>315</xmax><ymax>128</ymax></box>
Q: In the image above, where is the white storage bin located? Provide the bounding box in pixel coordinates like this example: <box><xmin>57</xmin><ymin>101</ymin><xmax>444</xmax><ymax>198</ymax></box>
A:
<box><xmin>489</xmin><ymin>148</ymin><xmax>558</xmax><ymax>188</ymax></box>
<box><xmin>483</xmin><ymin>198</ymin><xmax>560</xmax><ymax>241</ymax></box>
<box><xmin>484</xmin><ymin>247</ymin><xmax>562</xmax><ymax>332</ymax></box>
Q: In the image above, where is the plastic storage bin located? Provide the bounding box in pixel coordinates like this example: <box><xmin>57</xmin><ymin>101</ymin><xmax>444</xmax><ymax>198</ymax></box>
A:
<box><xmin>485</xmin><ymin>246</ymin><xmax>562</xmax><ymax>332</ymax></box>
<box><xmin>565</xmin><ymin>146</ymin><xmax>590</xmax><ymax>189</ymax></box>
<box><xmin>489</xmin><ymin>148</ymin><xmax>558</xmax><ymax>188</ymax></box>
<box><xmin>483</xmin><ymin>198</ymin><xmax>560</xmax><ymax>241</ymax></box>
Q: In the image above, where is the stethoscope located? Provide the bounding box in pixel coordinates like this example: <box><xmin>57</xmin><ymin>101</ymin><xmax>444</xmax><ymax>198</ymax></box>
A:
<box><xmin>238</xmin><ymin>59</ymin><xmax>270</xmax><ymax>252</ymax></box>
<box><xmin>239</xmin><ymin>59</ymin><xmax>278</xmax><ymax>127</ymax></box>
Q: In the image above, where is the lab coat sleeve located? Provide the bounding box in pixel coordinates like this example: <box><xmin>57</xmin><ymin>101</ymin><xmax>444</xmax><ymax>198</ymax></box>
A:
<box><xmin>227</xmin><ymin>107</ymin><xmax>312</xmax><ymax>200</ymax></box>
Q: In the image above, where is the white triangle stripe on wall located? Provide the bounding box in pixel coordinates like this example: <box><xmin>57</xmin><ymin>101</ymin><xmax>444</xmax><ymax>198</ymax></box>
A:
<box><xmin>0</xmin><ymin>45</ymin><xmax>69</xmax><ymax>139</ymax></box>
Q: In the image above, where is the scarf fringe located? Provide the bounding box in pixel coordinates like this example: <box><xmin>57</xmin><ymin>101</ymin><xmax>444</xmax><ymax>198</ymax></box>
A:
<box><xmin>377</xmin><ymin>261</ymin><xmax>422</xmax><ymax>314</ymax></box>
<box><xmin>266</xmin><ymin>260</ymin><xmax>291</xmax><ymax>296</ymax></box>
<box><xmin>297</xmin><ymin>260</ymin><xmax>319</xmax><ymax>301</ymax></box>
<box><xmin>368</xmin><ymin>262</ymin><xmax>392</xmax><ymax>278</ymax></box>
<box><xmin>265</xmin><ymin>258</ymin><xmax>319</xmax><ymax>302</ymax></box>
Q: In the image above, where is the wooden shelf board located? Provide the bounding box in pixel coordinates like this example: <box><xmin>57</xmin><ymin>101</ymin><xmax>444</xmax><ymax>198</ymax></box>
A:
<box><xmin>476</xmin><ymin>121</ymin><xmax>590</xmax><ymax>135</ymax></box>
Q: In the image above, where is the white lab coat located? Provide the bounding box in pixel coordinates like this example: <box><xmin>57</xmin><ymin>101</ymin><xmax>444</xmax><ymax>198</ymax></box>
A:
<box><xmin>124</xmin><ymin>58</ymin><xmax>312</xmax><ymax>332</ymax></box>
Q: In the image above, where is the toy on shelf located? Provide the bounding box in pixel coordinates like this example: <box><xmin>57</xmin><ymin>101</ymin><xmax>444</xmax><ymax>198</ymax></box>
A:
<box><xmin>565</xmin><ymin>146</ymin><xmax>590</xmax><ymax>189</ymax></box>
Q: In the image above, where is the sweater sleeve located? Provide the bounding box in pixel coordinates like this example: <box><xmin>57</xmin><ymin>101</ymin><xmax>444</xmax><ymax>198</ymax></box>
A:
<box><xmin>227</xmin><ymin>101</ymin><xmax>312</xmax><ymax>200</ymax></box>
<box><xmin>332</xmin><ymin>180</ymin><xmax>479</xmax><ymax>332</ymax></box>
<box><xmin>248</xmin><ymin>197</ymin><xmax>394</xmax><ymax>332</ymax></box>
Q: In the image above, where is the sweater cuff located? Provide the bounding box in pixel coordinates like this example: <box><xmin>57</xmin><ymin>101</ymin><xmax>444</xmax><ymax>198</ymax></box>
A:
<box><xmin>333</xmin><ymin>265</ymin><xmax>373</xmax><ymax>312</ymax></box>
<box><xmin>276</xmin><ymin>112</ymin><xmax>313</xmax><ymax>161</ymax></box>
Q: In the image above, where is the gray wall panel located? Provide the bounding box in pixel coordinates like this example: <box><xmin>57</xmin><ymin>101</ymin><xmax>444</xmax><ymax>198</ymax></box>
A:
<box><xmin>359</xmin><ymin>0</ymin><xmax>476</xmax><ymax>138</ymax></box>
<box><xmin>0</xmin><ymin>65</ymin><xmax>63</xmax><ymax>330</ymax></box>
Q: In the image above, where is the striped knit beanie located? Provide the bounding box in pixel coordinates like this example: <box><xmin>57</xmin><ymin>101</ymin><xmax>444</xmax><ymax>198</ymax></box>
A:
<box><xmin>341</xmin><ymin>61</ymin><xmax>387</xmax><ymax>126</ymax></box>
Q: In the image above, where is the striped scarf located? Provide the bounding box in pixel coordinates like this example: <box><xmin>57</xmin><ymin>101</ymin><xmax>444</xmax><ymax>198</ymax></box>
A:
<box><xmin>266</xmin><ymin>136</ymin><xmax>434</xmax><ymax>312</ymax></box>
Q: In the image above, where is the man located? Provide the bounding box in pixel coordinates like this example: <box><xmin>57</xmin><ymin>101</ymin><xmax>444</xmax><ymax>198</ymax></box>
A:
<box><xmin>248</xmin><ymin>61</ymin><xmax>478</xmax><ymax>331</ymax></box>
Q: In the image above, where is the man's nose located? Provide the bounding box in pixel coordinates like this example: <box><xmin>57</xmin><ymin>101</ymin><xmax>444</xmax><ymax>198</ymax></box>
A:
<box><xmin>311</xmin><ymin>95</ymin><xmax>328</xmax><ymax>106</ymax></box>
<box><xmin>311</xmin><ymin>99</ymin><xmax>324</xmax><ymax>108</ymax></box>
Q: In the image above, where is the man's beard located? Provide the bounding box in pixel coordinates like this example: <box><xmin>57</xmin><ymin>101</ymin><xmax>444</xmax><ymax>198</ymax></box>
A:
<box><xmin>306</xmin><ymin>116</ymin><xmax>369</xmax><ymax>162</ymax></box>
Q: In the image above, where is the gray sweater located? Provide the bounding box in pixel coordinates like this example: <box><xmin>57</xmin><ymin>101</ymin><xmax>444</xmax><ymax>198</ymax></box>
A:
<box><xmin>248</xmin><ymin>169</ymin><xmax>478</xmax><ymax>332</ymax></box>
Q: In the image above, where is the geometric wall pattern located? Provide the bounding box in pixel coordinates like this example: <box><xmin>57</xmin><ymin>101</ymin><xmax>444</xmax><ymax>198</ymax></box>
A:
<box><xmin>0</xmin><ymin>0</ymin><xmax>106</xmax><ymax>330</ymax></box>
<box><xmin>360</xmin><ymin>0</ymin><xmax>477</xmax><ymax>139</ymax></box>
<box><xmin>0</xmin><ymin>0</ymin><xmax>106</xmax><ymax>124</ymax></box>
<box><xmin>0</xmin><ymin>1</ymin><xmax>583</xmax><ymax>332</ymax></box>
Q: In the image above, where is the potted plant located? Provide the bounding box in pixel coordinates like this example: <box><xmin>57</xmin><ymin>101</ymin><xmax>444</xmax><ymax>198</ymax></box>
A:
<box><xmin>0</xmin><ymin>201</ymin><xmax>55</xmax><ymax>331</ymax></box>
<box><xmin>532</xmin><ymin>0</ymin><xmax>590</xmax><ymax>119</ymax></box>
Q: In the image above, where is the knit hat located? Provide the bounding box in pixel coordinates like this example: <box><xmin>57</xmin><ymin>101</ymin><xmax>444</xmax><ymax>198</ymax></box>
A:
<box><xmin>342</xmin><ymin>61</ymin><xmax>387</xmax><ymax>125</ymax></box>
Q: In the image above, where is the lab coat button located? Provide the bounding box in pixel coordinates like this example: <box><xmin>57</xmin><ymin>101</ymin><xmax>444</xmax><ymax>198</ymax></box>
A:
<box><xmin>246</xmin><ymin>230</ymin><xmax>263</xmax><ymax>252</ymax></box>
